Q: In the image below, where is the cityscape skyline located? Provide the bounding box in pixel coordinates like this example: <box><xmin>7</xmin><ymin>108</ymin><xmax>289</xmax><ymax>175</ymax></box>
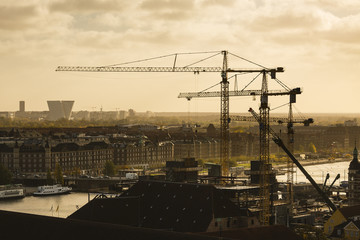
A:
<box><xmin>1</xmin><ymin>1</ymin><xmax>360</xmax><ymax>114</ymax></box>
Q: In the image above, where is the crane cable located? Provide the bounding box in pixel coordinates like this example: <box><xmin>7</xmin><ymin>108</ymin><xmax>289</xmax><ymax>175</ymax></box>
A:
<box><xmin>184</xmin><ymin>52</ymin><xmax>222</xmax><ymax>68</ymax></box>
<box><xmin>228</xmin><ymin>52</ymin><xmax>268</xmax><ymax>69</ymax></box>
<box><xmin>102</xmin><ymin>51</ymin><xmax>222</xmax><ymax>68</ymax></box>
<box><xmin>270</xmin><ymin>103</ymin><xmax>289</xmax><ymax>112</ymax></box>
<box><xmin>239</xmin><ymin>72</ymin><xmax>262</xmax><ymax>92</ymax></box>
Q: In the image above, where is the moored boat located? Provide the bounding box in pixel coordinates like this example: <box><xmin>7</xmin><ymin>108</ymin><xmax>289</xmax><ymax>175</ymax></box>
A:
<box><xmin>33</xmin><ymin>184</ymin><xmax>72</xmax><ymax>196</ymax></box>
<box><xmin>0</xmin><ymin>184</ymin><xmax>25</xmax><ymax>200</ymax></box>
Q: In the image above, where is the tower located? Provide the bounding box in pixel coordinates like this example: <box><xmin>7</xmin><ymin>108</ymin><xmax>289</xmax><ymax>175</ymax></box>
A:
<box><xmin>19</xmin><ymin>101</ymin><xmax>25</xmax><ymax>112</ymax></box>
<box><xmin>348</xmin><ymin>145</ymin><xmax>360</xmax><ymax>206</ymax></box>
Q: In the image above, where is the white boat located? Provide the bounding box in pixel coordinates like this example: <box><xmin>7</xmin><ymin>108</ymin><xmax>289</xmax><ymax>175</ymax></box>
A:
<box><xmin>33</xmin><ymin>184</ymin><xmax>72</xmax><ymax>196</ymax></box>
<box><xmin>0</xmin><ymin>184</ymin><xmax>25</xmax><ymax>199</ymax></box>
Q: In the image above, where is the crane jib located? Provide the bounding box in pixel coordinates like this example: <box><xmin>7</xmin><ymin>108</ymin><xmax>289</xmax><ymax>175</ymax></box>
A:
<box><xmin>56</xmin><ymin>66</ymin><xmax>223</xmax><ymax>72</ymax></box>
<box><xmin>56</xmin><ymin>66</ymin><xmax>284</xmax><ymax>73</ymax></box>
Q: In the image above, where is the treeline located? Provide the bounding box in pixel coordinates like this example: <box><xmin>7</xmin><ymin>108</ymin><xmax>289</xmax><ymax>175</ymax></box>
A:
<box><xmin>0</xmin><ymin>116</ymin><xmax>219</xmax><ymax>129</ymax></box>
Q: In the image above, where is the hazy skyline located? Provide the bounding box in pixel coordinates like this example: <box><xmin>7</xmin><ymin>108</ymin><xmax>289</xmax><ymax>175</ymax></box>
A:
<box><xmin>1</xmin><ymin>0</ymin><xmax>360</xmax><ymax>115</ymax></box>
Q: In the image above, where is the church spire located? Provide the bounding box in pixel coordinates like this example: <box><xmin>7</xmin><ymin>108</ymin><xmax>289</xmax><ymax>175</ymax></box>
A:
<box><xmin>354</xmin><ymin>140</ymin><xmax>358</xmax><ymax>161</ymax></box>
<box><xmin>350</xmin><ymin>141</ymin><xmax>359</xmax><ymax>170</ymax></box>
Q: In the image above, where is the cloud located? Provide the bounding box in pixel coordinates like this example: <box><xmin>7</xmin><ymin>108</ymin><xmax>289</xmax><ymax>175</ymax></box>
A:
<box><xmin>200</xmin><ymin>0</ymin><xmax>237</xmax><ymax>7</ymax></box>
<box><xmin>139</xmin><ymin>0</ymin><xmax>195</xmax><ymax>21</ymax></box>
<box><xmin>140</xmin><ymin>0</ymin><xmax>194</xmax><ymax>10</ymax></box>
<box><xmin>319</xmin><ymin>14</ymin><xmax>360</xmax><ymax>45</ymax></box>
<box><xmin>0</xmin><ymin>4</ymin><xmax>39</xmax><ymax>30</ymax></box>
<box><xmin>49</xmin><ymin>0</ymin><xmax>127</xmax><ymax>13</ymax></box>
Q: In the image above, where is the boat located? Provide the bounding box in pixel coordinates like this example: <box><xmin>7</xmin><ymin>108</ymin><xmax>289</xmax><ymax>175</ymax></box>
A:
<box><xmin>33</xmin><ymin>184</ymin><xmax>72</xmax><ymax>196</ymax></box>
<box><xmin>0</xmin><ymin>184</ymin><xmax>25</xmax><ymax>200</ymax></box>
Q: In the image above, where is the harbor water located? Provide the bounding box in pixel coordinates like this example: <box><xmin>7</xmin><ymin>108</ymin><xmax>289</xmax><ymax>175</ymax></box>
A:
<box><xmin>276</xmin><ymin>160</ymin><xmax>349</xmax><ymax>185</ymax></box>
<box><xmin>0</xmin><ymin>192</ymin><xmax>97</xmax><ymax>218</ymax></box>
<box><xmin>0</xmin><ymin>160</ymin><xmax>351</xmax><ymax>218</ymax></box>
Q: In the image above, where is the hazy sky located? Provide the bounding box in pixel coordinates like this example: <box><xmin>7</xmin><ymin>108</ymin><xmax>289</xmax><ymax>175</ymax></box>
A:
<box><xmin>1</xmin><ymin>0</ymin><xmax>360</xmax><ymax>114</ymax></box>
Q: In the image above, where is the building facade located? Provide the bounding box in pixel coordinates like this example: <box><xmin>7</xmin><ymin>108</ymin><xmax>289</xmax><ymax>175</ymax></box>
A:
<box><xmin>0</xmin><ymin>139</ymin><xmax>175</xmax><ymax>175</ymax></box>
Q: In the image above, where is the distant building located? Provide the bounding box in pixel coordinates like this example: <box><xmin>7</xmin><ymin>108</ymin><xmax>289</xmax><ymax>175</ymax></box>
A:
<box><xmin>47</xmin><ymin>100</ymin><xmax>74</xmax><ymax>121</ymax></box>
<box><xmin>73</xmin><ymin>111</ymin><xmax>90</xmax><ymax>121</ymax></box>
<box><xmin>345</xmin><ymin>119</ymin><xmax>358</xmax><ymax>127</ymax></box>
<box><xmin>0</xmin><ymin>112</ymin><xmax>14</xmax><ymax>119</ymax></box>
<box><xmin>165</xmin><ymin>158</ymin><xmax>201</xmax><ymax>182</ymax></box>
<box><xmin>113</xmin><ymin>140</ymin><xmax>174</xmax><ymax>169</ymax></box>
<box><xmin>19</xmin><ymin>101</ymin><xmax>25</xmax><ymax>112</ymax></box>
<box><xmin>118</xmin><ymin>110</ymin><xmax>128</xmax><ymax>120</ymax></box>
<box><xmin>0</xmin><ymin>141</ymin><xmax>112</xmax><ymax>175</ymax></box>
<box><xmin>128</xmin><ymin>109</ymin><xmax>136</xmax><ymax>118</ymax></box>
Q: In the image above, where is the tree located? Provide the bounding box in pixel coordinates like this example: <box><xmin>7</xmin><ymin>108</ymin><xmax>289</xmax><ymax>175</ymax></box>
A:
<box><xmin>103</xmin><ymin>160</ymin><xmax>116</xmax><ymax>176</ymax></box>
<box><xmin>309</xmin><ymin>143</ymin><xmax>317</xmax><ymax>154</ymax></box>
<box><xmin>54</xmin><ymin>162</ymin><xmax>64</xmax><ymax>185</ymax></box>
<box><xmin>46</xmin><ymin>168</ymin><xmax>53</xmax><ymax>185</ymax></box>
<box><xmin>0</xmin><ymin>164</ymin><xmax>12</xmax><ymax>185</ymax></box>
<box><xmin>72</xmin><ymin>167</ymin><xmax>81</xmax><ymax>178</ymax></box>
<box><xmin>228</xmin><ymin>158</ymin><xmax>237</xmax><ymax>168</ymax></box>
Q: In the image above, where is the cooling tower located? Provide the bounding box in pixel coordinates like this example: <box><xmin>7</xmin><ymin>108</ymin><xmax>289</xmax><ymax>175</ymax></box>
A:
<box><xmin>47</xmin><ymin>100</ymin><xmax>74</xmax><ymax>121</ymax></box>
<box><xmin>62</xmin><ymin>101</ymin><xmax>74</xmax><ymax>119</ymax></box>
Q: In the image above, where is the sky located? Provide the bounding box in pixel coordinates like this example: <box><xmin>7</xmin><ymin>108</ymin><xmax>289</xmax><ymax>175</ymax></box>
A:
<box><xmin>1</xmin><ymin>0</ymin><xmax>360</xmax><ymax>114</ymax></box>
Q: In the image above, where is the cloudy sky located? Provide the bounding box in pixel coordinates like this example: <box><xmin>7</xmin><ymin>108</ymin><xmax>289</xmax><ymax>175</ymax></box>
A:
<box><xmin>1</xmin><ymin>0</ymin><xmax>360</xmax><ymax>114</ymax></box>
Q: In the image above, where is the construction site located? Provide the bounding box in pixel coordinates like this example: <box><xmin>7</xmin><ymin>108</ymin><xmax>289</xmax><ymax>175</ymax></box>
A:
<box><xmin>57</xmin><ymin>51</ymin><xmax>346</xmax><ymax>234</ymax></box>
<box><xmin>3</xmin><ymin>51</ymin><xmax>354</xmax><ymax>239</ymax></box>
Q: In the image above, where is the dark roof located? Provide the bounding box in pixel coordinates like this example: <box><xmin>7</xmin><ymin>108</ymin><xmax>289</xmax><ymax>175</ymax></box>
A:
<box><xmin>339</xmin><ymin>205</ymin><xmax>360</xmax><ymax>218</ymax></box>
<box><xmin>83</xmin><ymin>141</ymin><xmax>112</xmax><ymax>150</ymax></box>
<box><xmin>19</xmin><ymin>144</ymin><xmax>45</xmax><ymax>152</ymax></box>
<box><xmin>51</xmin><ymin>141</ymin><xmax>111</xmax><ymax>152</ymax></box>
<box><xmin>0</xmin><ymin>210</ymin><xmax>223</xmax><ymax>240</ymax></box>
<box><xmin>52</xmin><ymin>142</ymin><xmax>80</xmax><ymax>151</ymax></box>
<box><xmin>70</xmin><ymin>180</ymin><xmax>248</xmax><ymax>232</ymax></box>
<box><xmin>68</xmin><ymin>195</ymin><xmax>141</xmax><ymax>226</ymax></box>
<box><xmin>199</xmin><ymin>225</ymin><xmax>301</xmax><ymax>240</ymax></box>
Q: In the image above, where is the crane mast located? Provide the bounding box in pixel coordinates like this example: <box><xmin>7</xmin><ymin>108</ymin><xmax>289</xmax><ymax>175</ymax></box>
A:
<box><xmin>258</xmin><ymin>71</ymin><xmax>271</xmax><ymax>225</ymax></box>
<box><xmin>287</xmin><ymin>98</ymin><xmax>295</xmax><ymax>215</ymax></box>
<box><xmin>221</xmin><ymin>51</ymin><xmax>230</xmax><ymax>176</ymax></box>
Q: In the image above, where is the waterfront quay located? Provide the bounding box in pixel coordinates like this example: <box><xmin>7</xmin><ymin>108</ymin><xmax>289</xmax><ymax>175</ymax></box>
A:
<box><xmin>13</xmin><ymin>176</ymin><xmax>136</xmax><ymax>193</ymax></box>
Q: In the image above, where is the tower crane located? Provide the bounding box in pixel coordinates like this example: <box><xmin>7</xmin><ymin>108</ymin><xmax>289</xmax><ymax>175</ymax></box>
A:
<box><xmin>231</xmin><ymin>108</ymin><xmax>313</xmax><ymax>218</ymax></box>
<box><xmin>56</xmin><ymin>50</ymin><xmax>284</xmax><ymax>177</ymax></box>
<box><xmin>248</xmin><ymin>108</ymin><xmax>337</xmax><ymax>213</ymax></box>
<box><xmin>180</xmin><ymin>69</ymin><xmax>295</xmax><ymax>225</ymax></box>
<box><xmin>178</xmin><ymin>87</ymin><xmax>301</xmax><ymax>179</ymax></box>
